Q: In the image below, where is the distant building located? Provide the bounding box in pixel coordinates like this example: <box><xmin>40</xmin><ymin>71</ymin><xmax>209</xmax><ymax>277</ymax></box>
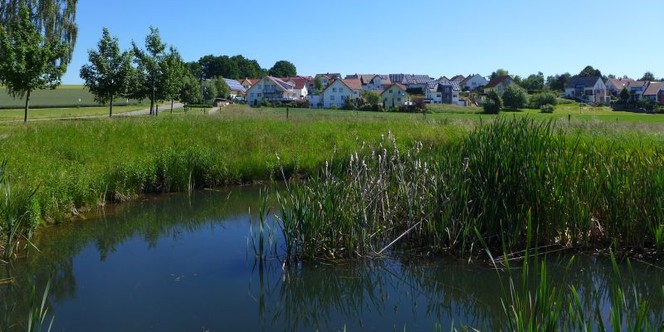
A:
<box><xmin>563</xmin><ymin>76</ymin><xmax>609</xmax><ymax>104</ymax></box>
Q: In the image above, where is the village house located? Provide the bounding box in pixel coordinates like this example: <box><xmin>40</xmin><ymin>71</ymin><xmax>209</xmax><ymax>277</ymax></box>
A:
<box><xmin>483</xmin><ymin>75</ymin><xmax>514</xmax><ymax>95</ymax></box>
<box><xmin>627</xmin><ymin>81</ymin><xmax>648</xmax><ymax>101</ymax></box>
<box><xmin>281</xmin><ymin>76</ymin><xmax>310</xmax><ymax>99</ymax></box>
<box><xmin>564</xmin><ymin>76</ymin><xmax>609</xmax><ymax>104</ymax></box>
<box><xmin>605</xmin><ymin>78</ymin><xmax>634</xmax><ymax>96</ymax></box>
<box><xmin>460</xmin><ymin>74</ymin><xmax>489</xmax><ymax>91</ymax></box>
<box><xmin>245</xmin><ymin>76</ymin><xmax>299</xmax><ymax>106</ymax></box>
<box><xmin>240</xmin><ymin>78</ymin><xmax>260</xmax><ymax>91</ymax></box>
<box><xmin>643</xmin><ymin>82</ymin><xmax>663</xmax><ymax>104</ymax></box>
<box><xmin>223</xmin><ymin>78</ymin><xmax>247</xmax><ymax>100</ymax></box>
<box><xmin>320</xmin><ymin>78</ymin><xmax>362</xmax><ymax>108</ymax></box>
<box><xmin>450</xmin><ymin>75</ymin><xmax>466</xmax><ymax>84</ymax></box>
<box><xmin>426</xmin><ymin>82</ymin><xmax>460</xmax><ymax>104</ymax></box>
<box><xmin>381</xmin><ymin>83</ymin><xmax>409</xmax><ymax>109</ymax></box>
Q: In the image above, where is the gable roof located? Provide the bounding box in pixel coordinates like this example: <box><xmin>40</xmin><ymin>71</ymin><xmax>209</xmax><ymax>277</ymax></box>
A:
<box><xmin>460</xmin><ymin>74</ymin><xmax>488</xmax><ymax>86</ymax></box>
<box><xmin>565</xmin><ymin>76</ymin><xmax>601</xmax><ymax>89</ymax></box>
<box><xmin>380</xmin><ymin>83</ymin><xmax>408</xmax><ymax>96</ymax></box>
<box><xmin>644</xmin><ymin>82</ymin><xmax>663</xmax><ymax>96</ymax></box>
<box><xmin>628</xmin><ymin>81</ymin><xmax>648</xmax><ymax>89</ymax></box>
<box><xmin>342</xmin><ymin>79</ymin><xmax>362</xmax><ymax>90</ymax></box>
<box><xmin>450</xmin><ymin>75</ymin><xmax>466</xmax><ymax>83</ymax></box>
<box><xmin>606</xmin><ymin>78</ymin><xmax>634</xmax><ymax>90</ymax></box>
<box><xmin>484</xmin><ymin>75</ymin><xmax>511</xmax><ymax>89</ymax></box>
<box><xmin>280</xmin><ymin>77</ymin><xmax>308</xmax><ymax>90</ymax></box>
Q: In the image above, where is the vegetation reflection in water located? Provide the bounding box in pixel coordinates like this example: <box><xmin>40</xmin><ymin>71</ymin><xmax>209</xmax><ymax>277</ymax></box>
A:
<box><xmin>0</xmin><ymin>187</ymin><xmax>662</xmax><ymax>331</ymax></box>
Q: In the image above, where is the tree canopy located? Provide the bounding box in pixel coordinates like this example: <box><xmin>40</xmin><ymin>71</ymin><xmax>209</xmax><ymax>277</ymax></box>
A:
<box><xmin>579</xmin><ymin>65</ymin><xmax>601</xmax><ymax>78</ymax></box>
<box><xmin>521</xmin><ymin>72</ymin><xmax>545</xmax><ymax>92</ymax></box>
<box><xmin>640</xmin><ymin>71</ymin><xmax>655</xmax><ymax>81</ymax></box>
<box><xmin>490</xmin><ymin>69</ymin><xmax>509</xmax><ymax>80</ymax></box>
<box><xmin>0</xmin><ymin>0</ymin><xmax>78</xmax><ymax>64</ymax></box>
<box><xmin>80</xmin><ymin>28</ymin><xmax>133</xmax><ymax>117</ymax></box>
<box><xmin>0</xmin><ymin>6</ymin><xmax>67</xmax><ymax>122</ymax></box>
<box><xmin>195</xmin><ymin>54</ymin><xmax>266</xmax><ymax>80</ymax></box>
<box><xmin>502</xmin><ymin>85</ymin><xmax>528</xmax><ymax>109</ymax></box>
<box><xmin>268</xmin><ymin>60</ymin><xmax>296</xmax><ymax>77</ymax></box>
<box><xmin>131</xmin><ymin>26</ymin><xmax>170</xmax><ymax>115</ymax></box>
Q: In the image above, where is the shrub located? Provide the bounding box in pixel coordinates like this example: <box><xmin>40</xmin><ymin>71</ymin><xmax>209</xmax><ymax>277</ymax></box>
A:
<box><xmin>483</xmin><ymin>90</ymin><xmax>502</xmax><ymax>114</ymax></box>
<box><xmin>502</xmin><ymin>85</ymin><xmax>528</xmax><ymax>110</ymax></box>
<box><xmin>540</xmin><ymin>104</ymin><xmax>555</xmax><ymax>113</ymax></box>
<box><xmin>529</xmin><ymin>92</ymin><xmax>558</xmax><ymax>109</ymax></box>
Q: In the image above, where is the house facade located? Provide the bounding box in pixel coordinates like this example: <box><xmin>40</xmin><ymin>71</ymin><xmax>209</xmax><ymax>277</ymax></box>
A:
<box><xmin>246</xmin><ymin>76</ymin><xmax>299</xmax><ymax>106</ymax></box>
<box><xmin>643</xmin><ymin>82</ymin><xmax>663</xmax><ymax>103</ymax></box>
<box><xmin>320</xmin><ymin>79</ymin><xmax>361</xmax><ymax>108</ymax></box>
<box><xmin>627</xmin><ymin>81</ymin><xmax>648</xmax><ymax>101</ymax></box>
<box><xmin>564</xmin><ymin>76</ymin><xmax>609</xmax><ymax>104</ymax></box>
<box><xmin>461</xmin><ymin>74</ymin><xmax>489</xmax><ymax>91</ymax></box>
<box><xmin>381</xmin><ymin>83</ymin><xmax>409</xmax><ymax>109</ymax></box>
<box><xmin>659</xmin><ymin>85</ymin><xmax>664</xmax><ymax>105</ymax></box>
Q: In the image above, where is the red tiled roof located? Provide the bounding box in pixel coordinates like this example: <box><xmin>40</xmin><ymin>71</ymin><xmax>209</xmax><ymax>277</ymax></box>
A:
<box><xmin>607</xmin><ymin>78</ymin><xmax>633</xmax><ymax>90</ymax></box>
<box><xmin>644</xmin><ymin>82</ymin><xmax>663</xmax><ymax>96</ymax></box>
<box><xmin>342</xmin><ymin>79</ymin><xmax>362</xmax><ymax>90</ymax></box>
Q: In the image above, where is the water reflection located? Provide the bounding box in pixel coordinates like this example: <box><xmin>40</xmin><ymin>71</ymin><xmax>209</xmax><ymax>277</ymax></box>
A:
<box><xmin>0</xmin><ymin>187</ymin><xmax>662</xmax><ymax>331</ymax></box>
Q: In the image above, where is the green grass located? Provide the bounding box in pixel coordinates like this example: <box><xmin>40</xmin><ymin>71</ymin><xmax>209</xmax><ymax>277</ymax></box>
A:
<box><xmin>0</xmin><ymin>104</ymin><xmax>155</xmax><ymax>121</ymax></box>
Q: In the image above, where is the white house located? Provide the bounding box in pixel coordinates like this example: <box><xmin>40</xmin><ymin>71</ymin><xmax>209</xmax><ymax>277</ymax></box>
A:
<box><xmin>564</xmin><ymin>76</ymin><xmax>609</xmax><ymax>104</ymax></box>
<box><xmin>381</xmin><ymin>83</ymin><xmax>409</xmax><ymax>109</ymax></box>
<box><xmin>281</xmin><ymin>77</ymin><xmax>310</xmax><ymax>100</ymax></box>
<box><xmin>320</xmin><ymin>79</ymin><xmax>361</xmax><ymax>108</ymax></box>
<box><xmin>460</xmin><ymin>74</ymin><xmax>489</xmax><ymax>91</ymax></box>
<box><xmin>246</xmin><ymin>76</ymin><xmax>299</xmax><ymax>106</ymax></box>
<box><xmin>426</xmin><ymin>82</ymin><xmax>460</xmax><ymax>104</ymax></box>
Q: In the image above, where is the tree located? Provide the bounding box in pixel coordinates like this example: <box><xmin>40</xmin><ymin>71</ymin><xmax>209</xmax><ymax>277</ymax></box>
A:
<box><xmin>268</xmin><ymin>60</ymin><xmax>296</xmax><ymax>78</ymax></box>
<box><xmin>521</xmin><ymin>72</ymin><xmax>544</xmax><ymax>92</ymax></box>
<box><xmin>546</xmin><ymin>73</ymin><xmax>570</xmax><ymax>91</ymax></box>
<box><xmin>0</xmin><ymin>0</ymin><xmax>78</xmax><ymax>65</ymax></box>
<box><xmin>158</xmin><ymin>47</ymin><xmax>187</xmax><ymax>112</ymax></box>
<box><xmin>490</xmin><ymin>69</ymin><xmax>509</xmax><ymax>80</ymax></box>
<box><xmin>579</xmin><ymin>65</ymin><xmax>601</xmax><ymax>78</ymax></box>
<box><xmin>200</xmin><ymin>79</ymin><xmax>217</xmax><ymax>104</ymax></box>
<box><xmin>640</xmin><ymin>71</ymin><xmax>655</xmax><ymax>82</ymax></box>
<box><xmin>483</xmin><ymin>90</ymin><xmax>502</xmax><ymax>114</ymax></box>
<box><xmin>213</xmin><ymin>76</ymin><xmax>230</xmax><ymax>98</ymax></box>
<box><xmin>619</xmin><ymin>87</ymin><xmax>630</xmax><ymax>104</ymax></box>
<box><xmin>502</xmin><ymin>85</ymin><xmax>528</xmax><ymax>109</ymax></box>
<box><xmin>360</xmin><ymin>90</ymin><xmax>381</xmax><ymax>105</ymax></box>
<box><xmin>178</xmin><ymin>71</ymin><xmax>202</xmax><ymax>108</ymax></box>
<box><xmin>529</xmin><ymin>91</ymin><xmax>558</xmax><ymax>109</ymax></box>
<box><xmin>80</xmin><ymin>28</ymin><xmax>133</xmax><ymax>118</ymax></box>
<box><xmin>132</xmin><ymin>27</ymin><xmax>166</xmax><ymax>115</ymax></box>
<box><xmin>313</xmin><ymin>76</ymin><xmax>323</xmax><ymax>93</ymax></box>
<box><xmin>0</xmin><ymin>7</ymin><xmax>66</xmax><ymax>122</ymax></box>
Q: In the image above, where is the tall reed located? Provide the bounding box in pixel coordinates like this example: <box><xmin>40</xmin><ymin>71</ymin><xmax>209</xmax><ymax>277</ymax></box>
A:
<box><xmin>275</xmin><ymin>117</ymin><xmax>664</xmax><ymax>262</ymax></box>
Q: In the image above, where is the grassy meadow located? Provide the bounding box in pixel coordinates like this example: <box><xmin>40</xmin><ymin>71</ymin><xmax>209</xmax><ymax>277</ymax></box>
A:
<box><xmin>0</xmin><ymin>102</ymin><xmax>662</xmax><ymax>258</ymax></box>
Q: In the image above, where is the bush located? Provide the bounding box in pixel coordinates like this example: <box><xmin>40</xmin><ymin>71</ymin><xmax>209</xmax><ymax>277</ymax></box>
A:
<box><xmin>502</xmin><ymin>85</ymin><xmax>528</xmax><ymax>110</ymax></box>
<box><xmin>529</xmin><ymin>92</ymin><xmax>558</xmax><ymax>109</ymax></box>
<box><xmin>540</xmin><ymin>104</ymin><xmax>555</xmax><ymax>113</ymax></box>
<box><xmin>483</xmin><ymin>90</ymin><xmax>502</xmax><ymax>114</ymax></box>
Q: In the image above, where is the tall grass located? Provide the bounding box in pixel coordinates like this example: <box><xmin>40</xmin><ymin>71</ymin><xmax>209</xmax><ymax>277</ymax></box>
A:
<box><xmin>275</xmin><ymin>117</ymin><xmax>664</xmax><ymax>262</ymax></box>
<box><xmin>0</xmin><ymin>159</ymin><xmax>40</xmax><ymax>260</ymax></box>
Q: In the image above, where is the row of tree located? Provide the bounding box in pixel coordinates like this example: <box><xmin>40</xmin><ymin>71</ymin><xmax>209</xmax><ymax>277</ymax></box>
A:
<box><xmin>186</xmin><ymin>55</ymin><xmax>297</xmax><ymax>81</ymax></box>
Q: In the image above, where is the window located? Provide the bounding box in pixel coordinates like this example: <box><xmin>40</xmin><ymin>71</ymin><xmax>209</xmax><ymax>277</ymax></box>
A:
<box><xmin>332</xmin><ymin>87</ymin><xmax>337</xmax><ymax>92</ymax></box>
<box><xmin>389</xmin><ymin>90</ymin><xmax>392</xmax><ymax>94</ymax></box>
<box><xmin>331</xmin><ymin>95</ymin><xmax>335</xmax><ymax>101</ymax></box>
<box><xmin>257</xmin><ymin>93</ymin><xmax>262</xmax><ymax>97</ymax></box>
<box><xmin>397</xmin><ymin>98</ymin><xmax>401</xmax><ymax>102</ymax></box>
<box><xmin>250</xmin><ymin>93</ymin><xmax>254</xmax><ymax>97</ymax></box>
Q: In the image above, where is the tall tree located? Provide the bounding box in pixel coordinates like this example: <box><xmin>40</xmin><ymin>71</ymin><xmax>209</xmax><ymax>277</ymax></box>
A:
<box><xmin>546</xmin><ymin>73</ymin><xmax>570</xmax><ymax>91</ymax></box>
<box><xmin>80</xmin><ymin>28</ymin><xmax>133</xmax><ymax>118</ymax></box>
<box><xmin>268</xmin><ymin>60</ymin><xmax>296</xmax><ymax>77</ymax></box>
<box><xmin>200</xmin><ymin>79</ymin><xmax>217</xmax><ymax>104</ymax></box>
<box><xmin>579</xmin><ymin>65</ymin><xmax>601</xmax><ymax>78</ymax></box>
<box><xmin>213</xmin><ymin>76</ymin><xmax>229</xmax><ymax>98</ymax></box>
<box><xmin>178</xmin><ymin>71</ymin><xmax>202</xmax><ymax>108</ymax></box>
<box><xmin>640</xmin><ymin>71</ymin><xmax>655</xmax><ymax>82</ymax></box>
<box><xmin>158</xmin><ymin>46</ymin><xmax>186</xmax><ymax>112</ymax></box>
<box><xmin>132</xmin><ymin>26</ymin><xmax>166</xmax><ymax>115</ymax></box>
<box><xmin>521</xmin><ymin>72</ymin><xmax>545</xmax><ymax>92</ymax></box>
<box><xmin>0</xmin><ymin>0</ymin><xmax>78</xmax><ymax>65</ymax></box>
<box><xmin>0</xmin><ymin>7</ymin><xmax>66</xmax><ymax>122</ymax></box>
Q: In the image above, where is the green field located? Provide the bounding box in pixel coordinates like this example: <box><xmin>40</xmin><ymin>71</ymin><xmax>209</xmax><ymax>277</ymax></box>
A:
<box><xmin>0</xmin><ymin>102</ymin><xmax>662</xmax><ymax>256</ymax></box>
<box><xmin>0</xmin><ymin>85</ymin><xmax>141</xmax><ymax>108</ymax></box>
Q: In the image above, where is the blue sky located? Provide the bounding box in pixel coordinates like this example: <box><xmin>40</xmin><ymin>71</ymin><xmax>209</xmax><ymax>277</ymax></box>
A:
<box><xmin>62</xmin><ymin>0</ymin><xmax>664</xmax><ymax>83</ymax></box>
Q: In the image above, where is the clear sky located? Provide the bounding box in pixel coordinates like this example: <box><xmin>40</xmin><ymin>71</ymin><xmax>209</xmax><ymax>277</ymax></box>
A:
<box><xmin>62</xmin><ymin>0</ymin><xmax>664</xmax><ymax>83</ymax></box>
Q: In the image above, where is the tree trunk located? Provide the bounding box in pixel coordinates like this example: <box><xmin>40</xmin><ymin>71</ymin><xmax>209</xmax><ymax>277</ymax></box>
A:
<box><xmin>170</xmin><ymin>99</ymin><xmax>174</xmax><ymax>113</ymax></box>
<box><xmin>155</xmin><ymin>104</ymin><xmax>159</xmax><ymax>116</ymax></box>
<box><xmin>23</xmin><ymin>90</ymin><xmax>31</xmax><ymax>123</ymax></box>
<box><xmin>150</xmin><ymin>75</ymin><xmax>156</xmax><ymax>116</ymax></box>
<box><xmin>109</xmin><ymin>94</ymin><xmax>114</xmax><ymax>118</ymax></box>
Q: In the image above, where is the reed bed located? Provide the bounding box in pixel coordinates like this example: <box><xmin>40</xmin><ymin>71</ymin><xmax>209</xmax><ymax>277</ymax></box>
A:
<box><xmin>275</xmin><ymin>117</ymin><xmax>664</xmax><ymax>262</ymax></box>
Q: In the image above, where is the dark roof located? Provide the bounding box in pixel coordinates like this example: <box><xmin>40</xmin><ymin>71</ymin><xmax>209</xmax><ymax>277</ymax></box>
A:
<box><xmin>565</xmin><ymin>76</ymin><xmax>601</xmax><ymax>89</ymax></box>
<box><xmin>484</xmin><ymin>75</ymin><xmax>511</xmax><ymax>89</ymax></box>
<box><xmin>223</xmin><ymin>78</ymin><xmax>246</xmax><ymax>93</ymax></box>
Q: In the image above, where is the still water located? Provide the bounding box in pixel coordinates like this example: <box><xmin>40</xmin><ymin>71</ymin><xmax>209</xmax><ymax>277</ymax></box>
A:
<box><xmin>1</xmin><ymin>187</ymin><xmax>662</xmax><ymax>331</ymax></box>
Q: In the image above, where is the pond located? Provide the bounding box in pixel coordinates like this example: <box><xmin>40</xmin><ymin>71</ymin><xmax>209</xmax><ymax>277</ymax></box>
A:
<box><xmin>1</xmin><ymin>187</ymin><xmax>663</xmax><ymax>331</ymax></box>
